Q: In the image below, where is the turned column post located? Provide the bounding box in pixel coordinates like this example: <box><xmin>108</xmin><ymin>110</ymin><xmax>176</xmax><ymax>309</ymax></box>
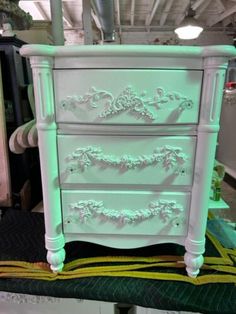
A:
<box><xmin>30</xmin><ymin>56</ymin><xmax>65</xmax><ymax>272</ymax></box>
<box><xmin>184</xmin><ymin>56</ymin><xmax>228</xmax><ymax>277</ymax></box>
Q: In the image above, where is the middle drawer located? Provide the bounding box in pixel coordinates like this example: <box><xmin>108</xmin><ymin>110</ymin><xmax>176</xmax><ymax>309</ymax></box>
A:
<box><xmin>57</xmin><ymin>135</ymin><xmax>196</xmax><ymax>186</ymax></box>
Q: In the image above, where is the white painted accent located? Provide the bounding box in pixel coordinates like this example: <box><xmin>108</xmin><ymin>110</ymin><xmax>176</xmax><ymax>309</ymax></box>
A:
<box><xmin>21</xmin><ymin>44</ymin><xmax>236</xmax><ymax>57</ymax></box>
<box><xmin>62</xmin><ymin>190</ymin><xmax>190</xmax><ymax>238</ymax></box>
<box><xmin>29</xmin><ymin>55</ymin><xmax>65</xmax><ymax>272</ymax></box>
<box><xmin>54</xmin><ymin>56</ymin><xmax>202</xmax><ymax>70</ymax></box>
<box><xmin>184</xmin><ymin>56</ymin><xmax>228</xmax><ymax>277</ymax></box>
<box><xmin>58</xmin><ymin>135</ymin><xmax>196</xmax><ymax>186</ymax></box>
<box><xmin>21</xmin><ymin>44</ymin><xmax>236</xmax><ymax>276</ymax></box>
<box><xmin>56</xmin><ymin>124</ymin><xmax>198</xmax><ymax>136</ymax></box>
<box><xmin>54</xmin><ymin>69</ymin><xmax>202</xmax><ymax>124</ymax></box>
<box><xmin>65</xmin><ymin>233</ymin><xmax>186</xmax><ymax>248</ymax></box>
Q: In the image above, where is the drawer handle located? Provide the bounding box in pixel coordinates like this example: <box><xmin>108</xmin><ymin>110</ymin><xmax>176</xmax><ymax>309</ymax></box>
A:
<box><xmin>64</xmin><ymin>199</ymin><xmax>184</xmax><ymax>225</ymax></box>
<box><xmin>59</xmin><ymin>86</ymin><xmax>193</xmax><ymax>122</ymax></box>
<box><xmin>66</xmin><ymin>145</ymin><xmax>188</xmax><ymax>173</ymax></box>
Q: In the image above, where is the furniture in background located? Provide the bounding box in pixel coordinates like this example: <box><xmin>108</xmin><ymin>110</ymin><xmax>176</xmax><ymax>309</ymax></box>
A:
<box><xmin>0</xmin><ymin>59</ymin><xmax>11</xmax><ymax>207</ymax></box>
<box><xmin>21</xmin><ymin>44</ymin><xmax>236</xmax><ymax>277</ymax></box>
<box><xmin>217</xmin><ymin>59</ymin><xmax>236</xmax><ymax>180</ymax></box>
<box><xmin>0</xmin><ymin>37</ymin><xmax>41</xmax><ymax>210</ymax></box>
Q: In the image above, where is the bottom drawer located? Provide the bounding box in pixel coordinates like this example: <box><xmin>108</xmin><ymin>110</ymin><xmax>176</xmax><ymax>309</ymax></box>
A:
<box><xmin>62</xmin><ymin>190</ymin><xmax>190</xmax><ymax>237</ymax></box>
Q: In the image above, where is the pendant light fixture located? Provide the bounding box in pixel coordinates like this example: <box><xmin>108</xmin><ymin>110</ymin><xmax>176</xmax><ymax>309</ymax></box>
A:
<box><xmin>174</xmin><ymin>3</ymin><xmax>203</xmax><ymax>40</ymax></box>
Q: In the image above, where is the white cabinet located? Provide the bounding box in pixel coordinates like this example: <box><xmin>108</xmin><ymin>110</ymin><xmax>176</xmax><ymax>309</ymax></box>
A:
<box><xmin>20</xmin><ymin>44</ymin><xmax>236</xmax><ymax>277</ymax></box>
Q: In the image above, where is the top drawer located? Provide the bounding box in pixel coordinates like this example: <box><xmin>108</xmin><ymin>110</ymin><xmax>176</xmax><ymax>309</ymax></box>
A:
<box><xmin>54</xmin><ymin>69</ymin><xmax>202</xmax><ymax>125</ymax></box>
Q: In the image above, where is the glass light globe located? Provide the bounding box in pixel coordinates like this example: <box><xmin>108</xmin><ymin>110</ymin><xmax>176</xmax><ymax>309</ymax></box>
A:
<box><xmin>174</xmin><ymin>15</ymin><xmax>203</xmax><ymax>40</ymax></box>
<box><xmin>175</xmin><ymin>24</ymin><xmax>203</xmax><ymax>40</ymax></box>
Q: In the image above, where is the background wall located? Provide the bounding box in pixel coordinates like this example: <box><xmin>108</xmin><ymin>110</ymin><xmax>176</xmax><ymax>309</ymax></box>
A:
<box><xmin>116</xmin><ymin>31</ymin><xmax>232</xmax><ymax>45</ymax></box>
<box><xmin>15</xmin><ymin>25</ymin><xmax>233</xmax><ymax>46</ymax></box>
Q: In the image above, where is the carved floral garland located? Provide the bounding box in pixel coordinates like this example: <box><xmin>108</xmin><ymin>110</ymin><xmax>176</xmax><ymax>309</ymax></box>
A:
<box><xmin>65</xmin><ymin>199</ymin><xmax>184</xmax><ymax>224</ymax></box>
<box><xmin>60</xmin><ymin>86</ymin><xmax>193</xmax><ymax>122</ymax></box>
<box><xmin>66</xmin><ymin>145</ymin><xmax>187</xmax><ymax>173</ymax></box>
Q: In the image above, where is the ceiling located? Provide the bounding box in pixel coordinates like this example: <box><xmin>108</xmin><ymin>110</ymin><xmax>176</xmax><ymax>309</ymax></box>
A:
<box><xmin>18</xmin><ymin>0</ymin><xmax>236</xmax><ymax>44</ymax></box>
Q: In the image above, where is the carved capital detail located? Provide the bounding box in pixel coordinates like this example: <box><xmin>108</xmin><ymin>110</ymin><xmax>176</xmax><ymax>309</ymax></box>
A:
<box><xmin>66</xmin><ymin>145</ymin><xmax>188</xmax><ymax>174</ymax></box>
<box><xmin>59</xmin><ymin>86</ymin><xmax>193</xmax><ymax>122</ymax></box>
<box><xmin>64</xmin><ymin>199</ymin><xmax>184</xmax><ymax>225</ymax></box>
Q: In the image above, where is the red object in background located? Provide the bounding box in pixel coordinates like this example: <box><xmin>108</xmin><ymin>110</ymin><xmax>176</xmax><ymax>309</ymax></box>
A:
<box><xmin>225</xmin><ymin>81</ymin><xmax>236</xmax><ymax>89</ymax></box>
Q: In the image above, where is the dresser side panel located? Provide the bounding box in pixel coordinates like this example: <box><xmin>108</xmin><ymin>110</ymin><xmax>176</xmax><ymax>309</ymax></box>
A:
<box><xmin>22</xmin><ymin>46</ymin><xmax>234</xmax><ymax>276</ymax></box>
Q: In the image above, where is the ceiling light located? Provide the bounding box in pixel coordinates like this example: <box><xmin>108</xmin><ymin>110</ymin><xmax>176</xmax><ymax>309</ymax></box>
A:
<box><xmin>174</xmin><ymin>7</ymin><xmax>203</xmax><ymax>40</ymax></box>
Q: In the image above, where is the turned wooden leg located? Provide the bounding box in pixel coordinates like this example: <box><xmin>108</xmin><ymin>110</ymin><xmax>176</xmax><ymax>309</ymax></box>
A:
<box><xmin>184</xmin><ymin>251</ymin><xmax>204</xmax><ymax>278</ymax></box>
<box><xmin>47</xmin><ymin>248</ymin><xmax>65</xmax><ymax>273</ymax></box>
<box><xmin>46</xmin><ymin>233</ymin><xmax>65</xmax><ymax>273</ymax></box>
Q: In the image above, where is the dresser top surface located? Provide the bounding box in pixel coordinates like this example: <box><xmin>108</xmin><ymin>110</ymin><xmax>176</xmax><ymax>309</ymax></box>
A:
<box><xmin>20</xmin><ymin>44</ymin><xmax>236</xmax><ymax>59</ymax></box>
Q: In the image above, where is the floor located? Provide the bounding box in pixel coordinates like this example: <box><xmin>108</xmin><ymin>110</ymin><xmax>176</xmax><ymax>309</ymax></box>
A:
<box><xmin>1</xmin><ymin>180</ymin><xmax>235</xmax><ymax>314</ymax></box>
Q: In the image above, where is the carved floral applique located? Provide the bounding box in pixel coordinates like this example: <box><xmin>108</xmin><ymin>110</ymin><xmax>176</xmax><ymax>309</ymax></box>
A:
<box><xmin>66</xmin><ymin>145</ymin><xmax>188</xmax><ymax>173</ymax></box>
<box><xmin>64</xmin><ymin>199</ymin><xmax>184</xmax><ymax>225</ymax></box>
<box><xmin>59</xmin><ymin>86</ymin><xmax>193</xmax><ymax>122</ymax></box>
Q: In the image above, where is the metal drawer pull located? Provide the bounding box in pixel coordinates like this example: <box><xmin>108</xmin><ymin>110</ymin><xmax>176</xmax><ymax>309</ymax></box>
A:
<box><xmin>64</xmin><ymin>199</ymin><xmax>184</xmax><ymax>225</ymax></box>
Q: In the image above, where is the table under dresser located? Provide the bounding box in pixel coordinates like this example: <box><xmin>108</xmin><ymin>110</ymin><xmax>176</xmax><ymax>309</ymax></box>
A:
<box><xmin>20</xmin><ymin>44</ymin><xmax>236</xmax><ymax>277</ymax></box>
